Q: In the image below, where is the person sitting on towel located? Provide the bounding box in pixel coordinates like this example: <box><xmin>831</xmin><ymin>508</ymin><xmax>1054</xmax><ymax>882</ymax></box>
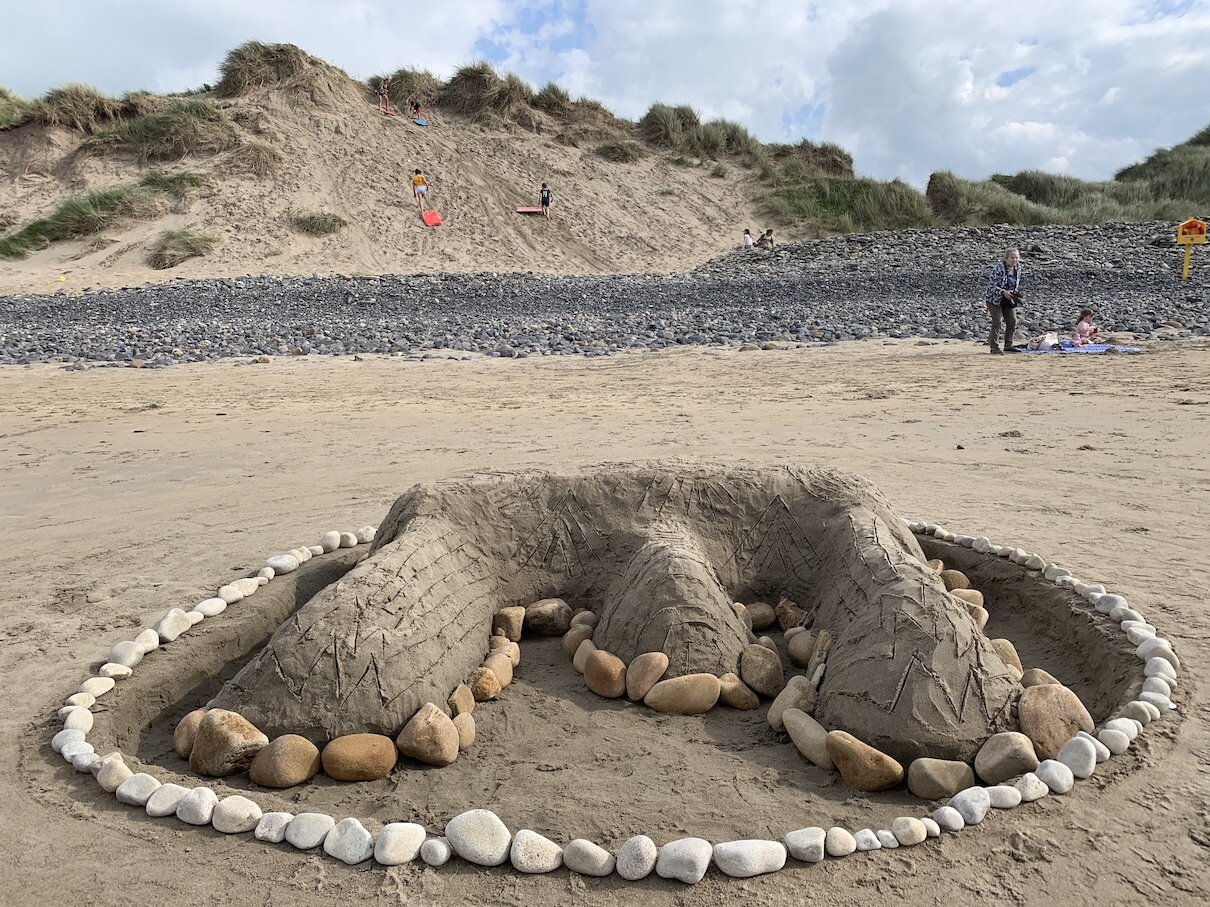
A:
<box><xmin>1073</xmin><ymin>308</ymin><xmax>1100</xmax><ymax>346</ymax></box>
<box><xmin>411</xmin><ymin>100</ymin><xmax>423</xmax><ymax>119</ymax></box>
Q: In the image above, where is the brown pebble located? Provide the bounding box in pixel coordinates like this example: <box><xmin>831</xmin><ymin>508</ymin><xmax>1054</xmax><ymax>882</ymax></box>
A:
<box><xmin>483</xmin><ymin>652</ymin><xmax>513</xmax><ymax>688</ymax></box>
<box><xmin>492</xmin><ymin>606</ymin><xmax>525</xmax><ymax>642</ymax></box>
<box><xmin>172</xmin><ymin>707</ymin><xmax>209</xmax><ymax>759</ymax></box>
<box><xmin>470</xmin><ymin>666</ymin><xmax>502</xmax><ymax>701</ymax></box>
<box><xmin>825</xmin><ymin>730</ymin><xmax>904</xmax><ymax>792</ymax></box>
<box><xmin>448</xmin><ymin>683</ymin><xmax>475</xmax><ymax>717</ymax></box>
<box><xmin>453</xmin><ymin>713</ymin><xmax>476</xmax><ymax>750</ymax></box>
<box><xmin>562</xmin><ymin>625</ymin><xmax>594</xmax><ymax>657</ymax></box>
<box><xmin>940</xmin><ymin>569</ymin><xmax>971</xmax><ymax>591</ymax></box>
<box><xmin>321</xmin><ymin>733</ymin><xmax>397</xmax><ymax>782</ymax></box>
<box><xmin>248</xmin><ymin>734</ymin><xmax>321</xmax><ymax>788</ymax></box>
<box><xmin>584</xmin><ymin>650</ymin><xmax>627</xmax><ymax>698</ymax></box>
<box><xmin>951</xmin><ymin>588</ymin><xmax>985</xmax><ymax>607</ymax></box>
<box><xmin>395</xmin><ymin>702</ymin><xmax>459</xmax><ymax>767</ymax></box>
<box><xmin>718</xmin><ymin>672</ymin><xmax>760</xmax><ymax>710</ymax></box>
<box><xmin>626</xmin><ymin>652</ymin><xmax>669</xmax><ymax>700</ymax></box>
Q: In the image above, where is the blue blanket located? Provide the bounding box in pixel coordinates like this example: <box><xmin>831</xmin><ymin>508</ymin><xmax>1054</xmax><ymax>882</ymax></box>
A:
<box><xmin>1020</xmin><ymin>341</ymin><xmax>1141</xmax><ymax>355</ymax></box>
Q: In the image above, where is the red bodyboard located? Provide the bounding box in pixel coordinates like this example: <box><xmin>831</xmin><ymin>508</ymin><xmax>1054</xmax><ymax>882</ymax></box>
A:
<box><xmin>421</xmin><ymin>209</ymin><xmax>442</xmax><ymax>227</ymax></box>
<box><xmin>516</xmin><ymin>206</ymin><xmax>543</xmax><ymax>214</ymax></box>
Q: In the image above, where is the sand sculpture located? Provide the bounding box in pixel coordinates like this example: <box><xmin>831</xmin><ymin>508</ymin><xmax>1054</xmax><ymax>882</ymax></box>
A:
<box><xmin>45</xmin><ymin>462</ymin><xmax>1181</xmax><ymax>882</ymax></box>
<box><xmin>210</xmin><ymin>464</ymin><xmax>1020</xmax><ymax>762</ymax></box>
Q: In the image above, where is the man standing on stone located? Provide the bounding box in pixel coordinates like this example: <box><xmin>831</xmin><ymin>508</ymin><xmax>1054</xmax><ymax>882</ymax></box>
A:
<box><xmin>985</xmin><ymin>248</ymin><xmax>1023</xmax><ymax>353</ymax></box>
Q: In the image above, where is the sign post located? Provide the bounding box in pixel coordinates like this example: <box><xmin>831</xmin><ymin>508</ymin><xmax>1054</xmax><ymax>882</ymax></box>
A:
<box><xmin>1176</xmin><ymin>217</ymin><xmax>1207</xmax><ymax>280</ymax></box>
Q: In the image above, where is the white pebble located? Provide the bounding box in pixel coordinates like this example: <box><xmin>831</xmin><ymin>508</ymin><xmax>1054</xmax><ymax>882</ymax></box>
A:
<box><xmin>324</xmin><ymin>818</ymin><xmax>375</xmax><ymax>865</ymax></box>
<box><xmin>1056</xmin><ymin>737</ymin><xmax>1097</xmax><ymax>779</ymax></box>
<box><xmin>784</xmin><ymin>827</ymin><xmax>826</xmax><ymax>862</ymax></box>
<box><xmin>145</xmin><ymin>783</ymin><xmax>189</xmax><ymax>817</ymax></box>
<box><xmin>63</xmin><ymin>709</ymin><xmax>93</xmax><ymax>733</ymax></box>
<box><xmin>825</xmin><ymin>827</ymin><xmax>857</xmax><ymax>857</ymax></box>
<box><xmin>292</xmin><ymin>546</ymin><xmax>312</xmax><ymax>562</ymax></box>
<box><xmin>922</xmin><ymin>817</ymin><xmax>941</xmax><ymax>838</ymax></box>
<box><xmin>617</xmin><ymin>834</ymin><xmax>659</xmax><ymax>879</ymax></box>
<box><xmin>1024</xmin><ymin>554</ymin><xmax>1046</xmax><ymax>569</ymax></box>
<box><xmin>99</xmin><ymin>663</ymin><xmax>132</xmax><ymax>680</ymax></box>
<box><xmin>72</xmin><ymin>752</ymin><xmax>100</xmax><ymax>773</ymax></box>
<box><xmin>60</xmin><ymin>740</ymin><xmax>94</xmax><ymax>761</ymax></box>
<box><xmin>988</xmin><ymin>785</ymin><xmax>1022</xmax><ymax>808</ymax></box>
<box><xmin>510</xmin><ymin>829</ymin><xmax>564</xmax><ymax>874</ymax></box>
<box><xmin>134</xmin><ymin>628</ymin><xmax>160</xmax><ymax>653</ymax></box>
<box><xmin>1043</xmin><ymin>565</ymin><xmax>1071</xmax><ymax>581</ymax></box>
<box><xmin>1121</xmin><ymin>701</ymin><xmax>1158</xmax><ymax>725</ymax></box>
<box><xmin>319</xmin><ymin>530</ymin><xmax>342</xmax><ymax>552</ymax></box>
<box><xmin>1098</xmin><ymin>728</ymin><xmax>1131</xmax><ymax>755</ymax></box>
<box><xmin>1036</xmin><ymin>759</ymin><xmax>1075</xmax><ymax>794</ymax></box>
<box><xmin>445</xmin><ymin>809</ymin><xmax>512</xmax><ymax>867</ymax></box>
<box><xmin>176</xmin><ymin>787</ymin><xmax>219</xmax><ymax>824</ymax></box>
<box><xmin>79</xmin><ymin>676</ymin><xmax>115</xmax><ymax>697</ymax></box>
<box><xmin>1139</xmin><ymin>640</ymin><xmax>1180</xmax><ymax>671</ymax></box>
<box><xmin>1095</xmin><ymin>593</ymin><xmax>1127</xmax><ymax>615</ymax></box>
<box><xmin>186</xmin><ymin>611</ymin><xmax>204</xmax><ymax>625</ymax></box>
<box><xmin>876</xmin><ymin>830</ymin><xmax>899</xmax><ymax>849</ymax></box>
<box><xmin>193</xmin><ymin>598</ymin><xmax>227</xmax><ymax>617</ymax></box>
<box><xmin>338</xmin><ymin>531</ymin><xmax>358</xmax><ymax>548</ymax></box>
<box><xmin>420</xmin><ymin>837</ymin><xmax>452</xmax><ymax>866</ymax></box>
<box><xmin>1105</xmin><ymin>717</ymin><xmax>1140</xmax><ymax>741</ymax></box>
<box><xmin>948</xmin><ymin>786</ymin><xmax>992</xmax><ymax>825</ymax></box>
<box><xmin>562</xmin><ymin>839</ymin><xmax>616</xmax><ymax>876</ymax></box>
<box><xmin>257</xmin><ymin>566</ymin><xmax>275</xmax><ymax>581</ymax></box>
<box><xmin>1142</xmin><ymin>676</ymin><xmax>1172</xmax><ymax>697</ymax></box>
<box><xmin>656</xmin><ymin>838</ymin><xmax>713</xmax><ymax>884</ymax></box>
<box><xmin>109</xmin><ymin>640</ymin><xmax>144</xmax><ymax>668</ymax></box>
<box><xmin>307</xmin><ymin>545</ymin><xmax>324</xmax><ymax>556</ymax></box>
<box><xmin>1144</xmin><ymin>657</ymin><xmax>1178</xmax><ymax>684</ymax></box>
<box><xmin>65</xmin><ymin>692</ymin><xmax>95</xmax><ymax>709</ymax></box>
<box><xmin>355</xmin><ymin>526</ymin><xmax>376</xmax><ymax>544</ymax></box>
<box><xmin>853</xmin><ymin>829</ymin><xmax>881</xmax><ymax>851</ymax></box>
<box><xmin>1014</xmin><ymin>772</ymin><xmax>1049</xmax><ymax>802</ymax></box>
<box><xmin>265</xmin><ymin>554</ymin><xmax>299</xmax><ymax>575</ymax></box>
<box><xmin>712</xmin><ymin>840</ymin><xmax>787</xmax><ymax>877</ymax></box>
<box><xmin>212</xmin><ymin>795</ymin><xmax>263</xmax><ymax>834</ymax></box>
<box><xmin>972</xmin><ymin>537</ymin><xmax>991</xmax><ymax>553</ymax></box>
<box><xmin>217</xmin><ymin>585</ymin><xmax>244</xmax><ymax>605</ymax></box>
<box><xmin>96</xmin><ymin>754</ymin><xmax>132</xmax><ymax>792</ymax></box>
<box><xmin>1126</xmin><ymin>626</ymin><xmax>1156</xmax><ymax>645</ymax></box>
<box><xmin>254</xmin><ymin>812</ymin><xmax>295</xmax><ymax>843</ymax></box>
<box><xmin>115</xmin><ymin>773</ymin><xmax>161</xmax><ymax>806</ymax></box>
<box><xmin>892</xmin><ymin>817</ymin><xmax>928</xmax><ymax>845</ymax></box>
<box><xmin>1111</xmin><ymin>606</ymin><xmax>1143</xmax><ymax>623</ymax></box>
<box><xmin>930</xmin><ymin>806</ymin><xmax>965</xmax><ymax>831</ymax></box>
<box><xmin>374</xmin><ymin>822</ymin><xmax>426</xmax><ymax>865</ymax></box>
<box><xmin>1140</xmin><ymin>691</ymin><xmax>1173</xmax><ymax>710</ymax></box>
<box><xmin>1077</xmin><ymin>730</ymin><xmax>1111</xmax><ymax>763</ymax></box>
<box><xmin>52</xmin><ymin>728</ymin><xmax>85</xmax><ymax>753</ymax></box>
<box><xmin>285</xmin><ymin>813</ymin><xmax>336</xmax><ymax>849</ymax></box>
<box><xmin>153</xmin><ymin>608</ymin><xmax>192</xmax><ymax>643</ymax></box>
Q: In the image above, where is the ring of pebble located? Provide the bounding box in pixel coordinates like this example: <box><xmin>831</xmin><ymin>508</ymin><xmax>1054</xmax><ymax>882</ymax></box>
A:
<box><xmin>49</xmin><ymin>518</ymin><xmax>1179</xmax><ymax>882</ymax></box>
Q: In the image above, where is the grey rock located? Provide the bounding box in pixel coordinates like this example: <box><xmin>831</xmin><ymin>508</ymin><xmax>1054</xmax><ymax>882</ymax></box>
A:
<box><xmin>375</xmin><ymin>822</ymin><xmax>426</xmax><ymax>865</ymax></box>
<box><xmin>510</xmin><ymin>829</ymin><xmax>563</xmax><ymax>874</ymax></box>
<box><xmin>712</xmin><ymin>840</ymin><xmax>786</xmax><ymax>877</ymax></box>
<box><xmin>930</xmin><ymin>806</ymin><xmax>965</xmax><ymax>832</ymax></box>
<box><xmin>445</xmin><ymin>809</ymin><xmax>512</xmax><ymax>866</ymax></box>
<box><xmin>420</xmin><ymin>837</ymin><xmax>452</xmax><ymax>866</ymax></box>
<box><xmin>1077</xmin><ymin>730</ymin><xmax>1111</xmax><ymax>763</ymax></box>
<box><xmin>948</xmin><ymin>786</ymin><xmax>992</xmax><ymax>825</ymax></box>
<box><xmin>876</xmin><ymin>829</ymin><xmax>900</xmax><ymax>848</ymax></box>
<box><xmin>145</xmin><ymin>783</ymin><xmax>189</xmax><ymax>817</ymax></box>
<box><xmin>254</xmin><ymin>811</ymin><xmax>295</xmax><ymax>844</ymax></box>
<box><xmin>655</xmin><ymin>837</ymin><xmax>713</xmax><ymax>884</ymax></box>
<box><xmin>285</xmin><ymin>812</ymin><xmax>336</xmax><ymax>849</ymax></box>
<box><xmin>1036</xmin><ymin>759</ymin><xmax>1075</xmax><ymax>794</ymax></box>
<box><xmin>853</xmin><ymin>829</ymin><xmax>881</xmax><ymax>851</ymax></box>
<box><xmin>616</xmin><ymin>835</ymin><xmax>658</xmax><ymax>879</ymax></box>
<box><xmin>115</xmin><ymin>773</ymin><xmax>161</xmax><ymax>806</ymax></box>
<box><xmin>52</xmin><ymin>729</ymin><xmax>86</xmax><ymax>753</ymax></box>
<box><xmin>176</xmin><ymin>787</ymin><xmax>220</xmax><ymax>825</ymax></box>
<box><xmin>563</xmin><ymin>839</ymin><xmax>615</xmax><ymax>876</ymax></box>
<box><xmin>323</xmin><ymin>818</ymin><xmax>375</xmax><ymax>865</ymax></box>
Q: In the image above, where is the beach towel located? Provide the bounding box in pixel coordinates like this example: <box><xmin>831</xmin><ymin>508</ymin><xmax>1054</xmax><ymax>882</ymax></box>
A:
<box><xmin>1020</xmin><ymin>341</ymin><xmax>1141</xmax><ymax>355</ymax></box>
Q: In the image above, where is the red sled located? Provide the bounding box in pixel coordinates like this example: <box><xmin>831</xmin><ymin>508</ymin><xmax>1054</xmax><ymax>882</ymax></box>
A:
<box><xmin>421</xmin><ymin>209</ymin><xmax>442</xmax><ymax>227</ymax></box>
<box><xmin>516</xmin><ymin>206</ymin><xmax>543</xmax><ymax>214</ymax></box>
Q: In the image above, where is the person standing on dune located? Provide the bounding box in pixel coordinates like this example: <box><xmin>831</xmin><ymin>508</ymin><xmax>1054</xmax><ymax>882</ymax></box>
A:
<box><xmin>540</xmin><ymin>182</ymin><xmax>553</xmax><ymax>218</ymax></box>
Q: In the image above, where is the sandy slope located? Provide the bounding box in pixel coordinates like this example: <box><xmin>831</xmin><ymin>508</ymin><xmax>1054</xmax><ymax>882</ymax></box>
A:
<box><xmin>0</xmin><ymin>65</ymin><xmax>767</xmax><ymax>296</ymax></box>
<box><xmin>1</xmin><ymin>340</ymin><xmax>1207</xmax><ymax>905</ymax></box>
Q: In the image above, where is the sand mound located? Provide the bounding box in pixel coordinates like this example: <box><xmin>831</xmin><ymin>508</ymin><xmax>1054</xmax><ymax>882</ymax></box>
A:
<box><xmin>211</xmin><ymin>463</ymin><xmax>1020</xmax><ymax>761</ymax></box>
<box><xmin>0</xmin><ymin>46</ymin><xmax>767</xmax><ymax>295</ymax></box>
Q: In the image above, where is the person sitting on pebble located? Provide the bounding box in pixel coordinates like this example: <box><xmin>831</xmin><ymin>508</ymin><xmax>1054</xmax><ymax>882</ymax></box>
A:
<box><xmin>1073</xmin><ymin>308</ymin><xmax>1100</xmax><ymax>346</ymax></box>
<box><xmin>753</xmin><ymin>228</ymin><xmax>774</xmax><ymax>250</ymax></box>
<box><xmin>985</xmin><ymin>247</ymin><xmax>1023</xmax><ymax>353</ymax></box>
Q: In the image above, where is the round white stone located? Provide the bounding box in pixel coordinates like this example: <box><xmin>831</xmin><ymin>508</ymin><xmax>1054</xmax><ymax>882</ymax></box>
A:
<box><xmin>853</xmin><ymin>829</ymin><xmax>880</xmax><ymax>851</ymax></box>
<box><xmin>1057</xmin><ymin>736</ymin><xmax>1097</xmax><ymax>779</ymax></box>
<box><xmin>420</xmin><ymin>837</ymin><xmax>452</xmax><ymax>866</ymax></box>
<box><xmin>617</xmin><ymin>835</ymin><xmax>659</xmax><ymax>879</ymax></box>
<box><xmin>948</xmin><ymin>786</ymin><xmax>992</xmax><ymax>825</ymax></box>
<box><xmin>109</xmin><ymin>641</ymin><xmax>144</xmax><ymax>668</ymax></box>
<box><xmin>212</xmin><ymin>795</ymin><xmax>262</xmax><ymax>834</ymax></box>
<box><xmin>96</xmin><ymin>754</ymin><xmax>132</xmax><ymax>792</ymax></box>
<box><xmin>63</xmin><ymin>709</ymin><xmax>93</xmax><ymax>733</ymax></box>
<box><xmin>338</xmin><ymin>531</ymin><xmax>358</xmax><ymax>548</ymax></box>
<box><xmin>217</xmin><ymin>585</ymin><xmax>244</xmax><ymax>605</ymax></box>
<box><xmin>1139</xmin><ymin>641</ymin><xmax>1180</xmax><ymax>671</ymax></box>
<box><xmin>65</xmin><ymin>692</ymin><xmax>95</xmax><ymax>709</ymax></box>
<box><xmin>355</xmin><ymin>526</ymin><xmax>376</xmax><ymax>544</ymax></box>
<box><xmin>291</xmin><ymin>546</ymin><xmax>311</xmax><ymax>563</ymax></box>
<box><xmin>58</xmin><ymin>704</ymin><xmax>85</xmax><ymax>719</ymax></box>
<box><xmin>1143</xmin><ymin>676</ymin><xmax>1172</xmax><ymax>697</ymax></box>
<box><xmin>193</xmin><ymin>598</ymin><xmax>227</xmax><ymax>618</ymax></box>
<box><xmin>285</xmin><ymin>813</ymin><xmax>336</xmax><ymax>849</ymax></box>
<box><xmin>176</xmin><ymin>787</ymin><xmax>220</xmax><ymax>824</ymax></box>
<box><xmin>231</xmin><ymin>577</ymin><xmax>260</xmax><ymax>598</ymax></box>
<box><xmin>972</xmin><ymin>537</ymin><xmax>991</xmax><ymax>553</ymax></box>
<box><xmin>134</xmin><ymin>628</ymin><xmax>160</xmax><ymax>654</ymax></box>
<box><xmin>1024</xmin><ymin>554</ymin><xmax>1046</xmax><ymax>569</ymax></box>
<box><xmin>989</xmin><ymin>785</ymin><xmax>1022</xmax><ymax>808</ymax></box>
<box><xmin>876</xmin><ymin>830</ymin><xmax>900</xmax><ymax>849</ymax></box>
<box><xmin>1110</xmin><ymin>606</ymin><xmax>1143</xmax><ymax>623</ymax></box>
<box><xmin>656</xmin><ymin>837</ymin><xmax>713</xmax><ymax>884</ymax></box>
<box><xmin>784</xmin><ymin>827</ymin><xmax>826</xmax><ymax>862</ymax></box>
<box><xmin>922</xmin><ymin>817</ymin><xmax>941</xmax><ymax>837</ymax></box>
<box><xmin>60</xmin><ymin>740</ymin><xmax>94</xmax><ymax>761</ymax></box>
<box><xmin>319</xmin><ymin>531</ymin><xmax>342</xmax><ymax>553</ymax></box>
<box><xmin>115</xmin><ymin>773</ymin><xmax>161</xmax><ymax>806</ymax></box>
<box><xmin>154</xmin><ymin>608</ymin><xmax>192</xmax><ymax>643</ymax></box>
<box><xmin>72</xmin><ymin>752</ymin><xmax>100</xmax><ymax>773</ymax></box>
<box><xmin>1140</xmin><ymin>691</ymin><xmax>1174</xmax><ymax>710</ymax></box>
<box><xmin>186</xmin><ymin>611</ymin><xmax>204</xmax><ymax>625</ymax></box>
<box><xmin>824</xmin><ymin>827</ymin><xmax>857</xmax><ymax>857</ymax></box>
<box><xmin>1144</xmin><ymin>657</ymin><xmax>1178</xmax><ymax>683</ymax></box>
<box><xmin>1043</xmin><ymin>565</ymin><xmax>1071</xmax><ymax>581</ymax></box>
<box><xmin>1087</xmin><ymin>592</ymin><xmax>1104</xmax><ymax>606</ymax></box>
<box><xmin>374</xmin><ymin>822</ymin><xmax>426</xmax><ymax>865</ymax></box>
<box><xmin>712</xmin><ymin>840</ymin><xmax>787</xmax><ymax>877</ymax></box>
<box><xmin>1014</xmin><ymin>772</ymin><xmax>1049</xmax><ymax>802</ymax></box>
<box><xmin>510</xmin><ymin>829</ymin><xmax>564</xmax><ymax>874</ymax></box>
<box><xmin>258</xmin><ymin>566</ymin><xmax>276</xmax><ymax>581</ymax></box>
<box><xmin>145</xmin><ymin>783</ymin><xmax>189</xmax><ymax>817</ymax></box>
<box><xmin>79</xmin><ymin>676</ymin><xmax>116</xmax><ymax>697</ymax></box>
<box><xmin>1077</xmin><ymin>730</ymin><xmax>1111</xmax><ymax>763</ymax></box>
<box><xmin>53</xmin><ymin>728</ymin><xmax>85</xmax><ymax>753</ymax></box>
<box><xmin>1036</xmin><ymin>759</ymin><xmax>1075</xmax><ymax>794</ymax></box>
<box><xmin>99</xmin><ymin>663</ymin><xmax>132</xmax><ymax>680</ymax></box>
<box><xmin>1121</xmin><ymin>701</ymin><xmax>1156</xmax><ymax>725</ymax></box>
<box><xmin>562</xmin><ymin>839</ymin><xmax>615</xmax><ymax>876</ymax></box>
<box><xmin>445</xmin><ymin>809</ymin><xmax>512</xmax><ymax>866</ymax></box>
<box><xmin>306</xmin><ymin>545</ymin><xmax>324</xmax><ymax>557</ymax></box>
<box><xmin>254</xmin><ymin>812</ymin><xmax>295</xmax><ymax>843</ymax></box>
<box><xmin>1105</xmin><ymin>717</ymin><xmax>1140</xmax><ymax>741</ymax></box>
<box><xmin>324</xmin><ymin>818</ymin><xmax>375</xmax><ymax>865</ymax></box>
<box><xmin>930</xmin><ymin>806</ymin><xmax>965</xmax><ymax>832</ymax></box>
<box><xmin>266</xmin><ymin>554</ymin><xmax>299</xmax><ymax>575</ymax></box>
<box><xmin>1098</xmin><ymin>728</ymin><xmax>1131</xmax><ymax>755</ymax></box>
<box><xmin>892</xmin><ymin>817</ymin><xmax>928</xmax><ymax>845</ymax></box>
<box><xmin>1126</xmin><ymin>626</ymin><xmax>1156</xmax><ymax>645</ymax></box>
<box><xmin>1095</xmin><ymin>593</ymin><xmax>1127</xmax><ymax>615</ymax></box>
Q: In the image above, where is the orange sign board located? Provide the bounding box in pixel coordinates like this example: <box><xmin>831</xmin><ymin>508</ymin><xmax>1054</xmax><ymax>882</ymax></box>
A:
<box><xmin>1177</xmin><ymin>217</ymin><xmax>1207</xmax><ymax>245</ymax></box>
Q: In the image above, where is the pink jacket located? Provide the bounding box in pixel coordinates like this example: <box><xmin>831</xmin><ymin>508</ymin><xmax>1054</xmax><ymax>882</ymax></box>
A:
<box><xmin>1074</xmin><ymin>320</ymin><xmax>1097</xmax><ymax>346</ymax></box>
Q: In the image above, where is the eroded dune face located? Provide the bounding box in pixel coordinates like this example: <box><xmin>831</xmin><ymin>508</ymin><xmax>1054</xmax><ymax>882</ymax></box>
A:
<box><xmin>211</xmin><ymin>464</ymin><xmax>1020</xmax><ymax>760</ymax></box>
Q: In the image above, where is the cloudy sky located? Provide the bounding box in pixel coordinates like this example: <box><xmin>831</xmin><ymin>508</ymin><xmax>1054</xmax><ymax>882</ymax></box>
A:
<box><xmin>3</xmin><ymin>0</ymin><xmax>1208</xmax><ymax>185</ymax></box>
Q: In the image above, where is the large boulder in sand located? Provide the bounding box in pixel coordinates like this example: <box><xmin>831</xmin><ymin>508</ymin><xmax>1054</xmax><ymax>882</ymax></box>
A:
<box><xmin>190</xmin><ymin>709</ymin><xmax>268</xmax><ymax>777</ymax></box>
<box><xmin>249</xmin><ymin>734</ymin><xmax>321</xmax><ymax>788</ymax></box>
<box><xmin>322</xmin><ymin>733</ymin><xmax>397</xmax><ymax>781</ymax></box>
<box><xmin>826</xmin><ymin>730</ymin><xmax>904</xmax><ymax>791</ymax></box>
<box><xmin>396</xmin><ymin>703</ymin><xmax>459</xmax><ymax>767</ymax></box>
<box><xmin>210</xmin><ymin>464</ymin><xmax>1019</xmax><ymax>760</ymax></box>
<box><xmin>1018</xmin><ymin>685</ymin><xmax>1093</xmax><ymax>759</ymax></box>
<box><xmin>524</xmin><ymin>598</ymin><xmax>573</xmax><ymax>635</ymax></box>
<box><xmin>644</xmin><ymin>674</ymin><xmax>721</xmax><ymax>715</ymax></box>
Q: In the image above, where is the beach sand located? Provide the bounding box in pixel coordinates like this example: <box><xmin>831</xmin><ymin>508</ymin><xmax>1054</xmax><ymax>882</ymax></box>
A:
<box><xmin>1</xmin><ymin>339</ymin><xmax>1207</xmax><ymax>905</ymax></box>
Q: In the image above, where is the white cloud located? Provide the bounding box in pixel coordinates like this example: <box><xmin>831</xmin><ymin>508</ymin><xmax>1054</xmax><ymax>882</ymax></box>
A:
<box><xmin>2</xmin><ymin>0</ymin><xmax>1207</xmax><ymax>185</ymax></box>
